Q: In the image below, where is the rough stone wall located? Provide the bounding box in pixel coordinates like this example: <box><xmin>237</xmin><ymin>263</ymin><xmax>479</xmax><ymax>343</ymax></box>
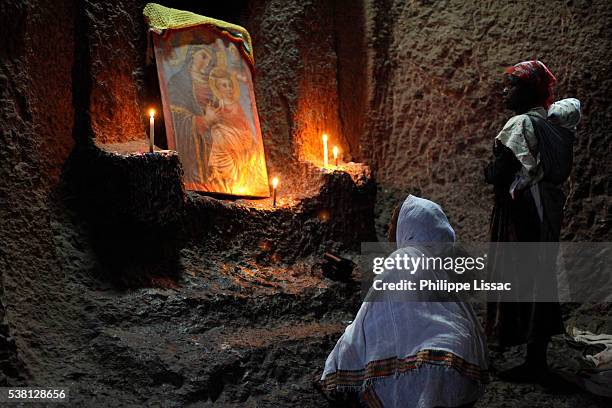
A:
<box><xmin>14</xmin><ymin>0</ymin><xmax>607</xmax><ymax>243</ymax></box>
<box><xmin>0</xmin><ymin>0</ymin><xmax>372</xmax><ymax>388</ymax></box>
<box><xmin>0</xmin><ymin>0</ymin><xmax>76</xmax><ymax>383</ymax></box>
<box><xmin>0</xmin><ymin>0</ymin><xmax>611</xmax><ymax>402</ymax></box>
<box><xmin>244</xmin><ymin>0</ymin><xmax>350</xmax><ymax>176</ymax></box>
<box><xmin>184</xmin><ymin>166</ymin><xmax>376</xmax><ymax>265</ymax></box>
<box><xmin>333</xmin><ymin>0</ymin><xmax>368</xmax><ymax>159</ymax></box>
<box><xmin>83</xmin><ymin>0</ymin><xmax>355</xmax><ymax>179</ymax></box>
<box><xmin>87</xmin><ymin>0</ymin><xmax>149</xmax><ymax>144</ymax></box>
<box><xmin>362</xmin><ymin>0</ymin><xmax>612</xmax><ymax>241</ymax></box>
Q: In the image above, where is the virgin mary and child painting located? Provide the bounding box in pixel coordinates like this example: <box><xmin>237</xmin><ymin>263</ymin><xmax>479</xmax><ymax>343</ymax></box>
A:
<box><xmin>153</xmin><ymin>26</ymin><xmax>269</xmax><ymax>197</ymax></box>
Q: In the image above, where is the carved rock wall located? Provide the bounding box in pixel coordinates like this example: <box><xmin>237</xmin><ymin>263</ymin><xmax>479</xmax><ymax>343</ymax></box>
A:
<box><xmin>86</xmin><ymin>0</ymin><xmax>354</xmax><ymax>178</ymax></box>
<box><xmin>0</xmin><ymin>0</ymin><xmax>76</xmax><ymax>384</ymax></box>
<box><xmin>32</xmin><ymin>0</ymin><xmax>609</xmax><ymax>243</ymax></box>
<box><xmin>243</xmin><ymin>0</ymin><xmax>350</xmax><ymax>177</ymax></box>
<box><xmin>87</xmin><ymin>0</ymin><xmax>149</xmax><ymax>144</ymax></box>
<box><xmin>362</xmin><ymin>0</ymin><xmax>612</xmax><ymax>241</ymax></box>
<box><xmin>1</xmin><ymin>0</ymin><xmax>611</xmax><ymax>401</ymax></box>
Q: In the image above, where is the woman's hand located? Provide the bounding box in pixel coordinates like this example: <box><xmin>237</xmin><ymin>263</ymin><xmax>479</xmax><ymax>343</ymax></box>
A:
<box><xmin>196</xmin><ymin>103</ymin><xmax>219</xmax><ymax>133</ymax></box>
<box><xmin>484</xmin><ymin>142</ymin><xmax>522</xmax><ymax>186</ymax></box>
<box><xmin>203</xmin><ymin>103</ymin><xmax>219</xmax><ymax>126</ymax></box>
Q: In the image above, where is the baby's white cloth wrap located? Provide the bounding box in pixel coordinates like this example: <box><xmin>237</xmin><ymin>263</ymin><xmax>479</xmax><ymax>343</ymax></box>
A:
<box><xmin>495</xmin><ymin>98</ymin><xmax>582</xmax><ymax>196</ymax></box>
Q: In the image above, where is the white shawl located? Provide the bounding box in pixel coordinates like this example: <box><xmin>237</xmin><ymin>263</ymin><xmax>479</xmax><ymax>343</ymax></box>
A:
<box><xmin>321</xmin><ymin>196</ymin><xmax>488</xmax><ymax>407</ymax></box>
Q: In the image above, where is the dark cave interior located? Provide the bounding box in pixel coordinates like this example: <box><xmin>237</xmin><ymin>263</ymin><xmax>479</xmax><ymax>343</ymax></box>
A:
<box><xmin>0</xmin><ymin>0</ymin><xmax>611</xmax><ymax>406</ymax></box>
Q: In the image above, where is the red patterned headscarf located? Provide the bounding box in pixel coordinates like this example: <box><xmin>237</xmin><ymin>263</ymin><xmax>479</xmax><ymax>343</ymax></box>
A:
<box><xmin>505</xmin><ymin>60</ymin><xmax>557</xmax><ymax>109</ymax></box>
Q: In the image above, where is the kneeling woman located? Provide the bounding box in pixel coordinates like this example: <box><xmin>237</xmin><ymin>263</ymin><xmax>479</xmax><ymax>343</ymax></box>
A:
<box><xmin>319</xmin><ymin>195</ymin><xmax>488</xmax><ymax>408</ymax></box>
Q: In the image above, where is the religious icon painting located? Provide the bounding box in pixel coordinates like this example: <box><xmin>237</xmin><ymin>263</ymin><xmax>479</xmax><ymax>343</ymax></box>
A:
<box><xmin>146</xmin><ymin>5</ymin><xmax>269</xmax><ymax>197</ymax></box>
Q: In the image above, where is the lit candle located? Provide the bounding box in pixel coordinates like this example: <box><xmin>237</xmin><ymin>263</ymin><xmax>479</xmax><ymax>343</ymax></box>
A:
<box><xmin>322</xmin><ymin>133</ymin><xmax>329</xmax><ymax>167</ymax></box>
<box><xmin>272</xmin><ymin>177</ymin><xmax>279</xmax><ymax>207</ymax></box>
<box><xmin>149</xmin><ymin>109</ymin><xmax>155</xmax><ymax>153</ymax></box>
<box><xmin>333</xmin><ymin>146</ymin><xmax>339</xmax><ymax>167</ymax></box>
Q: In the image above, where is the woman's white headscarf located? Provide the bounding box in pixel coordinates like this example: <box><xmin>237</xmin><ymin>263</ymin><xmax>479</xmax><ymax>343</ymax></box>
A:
<box><xmin>396</xmin><ymin>195</ymin><xmax>456</xmax><ymax>245</ymax></box>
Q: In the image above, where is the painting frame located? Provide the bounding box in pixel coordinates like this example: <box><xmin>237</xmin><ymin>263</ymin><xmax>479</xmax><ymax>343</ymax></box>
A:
<box><xmin>153</xmin><ymin>25</ymin><xmax>270</xmax><ymax>198</ymax></box>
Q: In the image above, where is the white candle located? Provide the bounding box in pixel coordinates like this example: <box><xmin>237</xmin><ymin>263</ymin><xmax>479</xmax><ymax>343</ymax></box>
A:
<box><xmin>322</xmin><ymin>133</ymin><xmax>328</xmax><ymax>167</ymax></box>
<box><xmin>272</xmin><ymin>177</ymin><xmax>279</xmax><ymax>207</ymax></box>
<box><xmin>149</xmin><ymin>109</ymin><xmax>155</xmax><ymax>153</ymax></box>
<box><xmin>333</xmin><ymin>146</ymin><xmax>339</xmax><ymax>167</ymax></box>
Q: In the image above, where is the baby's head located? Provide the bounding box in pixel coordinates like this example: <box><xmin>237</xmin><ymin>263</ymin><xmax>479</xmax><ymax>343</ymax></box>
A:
<box><xmin>209</xmin><ymin>67</ymin><xmax>238</xmax><ymax>102</ymax></box>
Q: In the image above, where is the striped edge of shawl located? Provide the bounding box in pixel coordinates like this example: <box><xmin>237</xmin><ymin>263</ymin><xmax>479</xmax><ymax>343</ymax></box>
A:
<box><xmin>320</xmin><ymin>349</ymin><xmax>489</xmax><ymax>393</ymax></box>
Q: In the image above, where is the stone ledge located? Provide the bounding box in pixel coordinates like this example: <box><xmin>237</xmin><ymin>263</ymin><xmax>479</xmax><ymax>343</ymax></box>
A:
<box><xmin>65</xmin><ymin>141</ymin><xmax>376</xmax><ymax>278</ymax></box>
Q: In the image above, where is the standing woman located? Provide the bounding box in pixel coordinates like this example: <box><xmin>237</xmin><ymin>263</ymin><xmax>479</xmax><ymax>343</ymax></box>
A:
<box><xmin>484</xmin><ymin>60</ymin><xmax>581</xmax><ymax>382</ymax></box>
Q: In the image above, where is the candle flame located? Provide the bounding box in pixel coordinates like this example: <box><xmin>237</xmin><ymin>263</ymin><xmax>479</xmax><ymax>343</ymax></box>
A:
<box><xmin>322</xmin><ymin>133</ymin><xmax>328</xmax><ymax>142</ymax></box>
<box><xmin>149</xmin><ymin>109</ymin><xmax>155</xmax><ymax>119</ymax></box>
<box><xmin>272</xmin><ymin>177</ymin><xmax>279</xmax><ymax>188</ymax></box>
<box><xmin>333</xmin><ymin>146</ymin><xmax>339</xmax><ymax>159</ymax></box>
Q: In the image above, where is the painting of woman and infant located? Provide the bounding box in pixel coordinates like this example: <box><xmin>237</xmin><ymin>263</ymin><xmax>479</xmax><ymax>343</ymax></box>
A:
<box><xmin>156</xmin><ymin>30</ymin><xmax>269</xmax><ymax>197</ymax></box>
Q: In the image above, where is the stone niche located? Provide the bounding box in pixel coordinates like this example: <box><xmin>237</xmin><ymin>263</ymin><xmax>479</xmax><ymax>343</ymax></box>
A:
<box><xmin>77</xmin><ymin>1</ymin><xmax>377</xmax><ymax>279</ymax></box>
<box><xmin>85</xmin><ymin>0</ymin><xmax>362</xmax><ymax>179</ymax></box>
<box><xmin>69</xmin><ymin>140</ymin><xmax>376</xmax><ymax>281</ymax></box>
